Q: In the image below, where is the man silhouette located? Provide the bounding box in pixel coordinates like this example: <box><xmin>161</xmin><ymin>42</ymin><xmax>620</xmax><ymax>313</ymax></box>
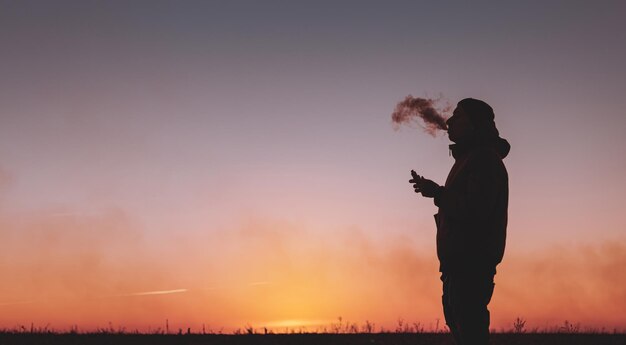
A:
<box><xmin>409</xmin><ymin>98</ymin><xmax>510</xmax><ymax>345</ymax></box>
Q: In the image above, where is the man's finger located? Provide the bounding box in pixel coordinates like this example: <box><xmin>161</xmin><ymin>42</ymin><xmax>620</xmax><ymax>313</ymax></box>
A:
<box><xmin>414</xmin><ymin>188</ymin><xmax>421</xmax><ymax>193</ymax></box>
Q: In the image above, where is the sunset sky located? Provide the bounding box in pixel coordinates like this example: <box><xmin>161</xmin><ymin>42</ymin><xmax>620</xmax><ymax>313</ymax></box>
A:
<box><xmin>1</xmin><ymin>0</ymin><xmax>625</xmax><ymax>333</ymax></box>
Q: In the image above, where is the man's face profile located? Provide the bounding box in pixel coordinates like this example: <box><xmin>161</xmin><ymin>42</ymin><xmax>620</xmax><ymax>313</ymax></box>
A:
<box><xmin>446</xmin><ymin>106</ymin><xmax>474</xmax><ymax>143</ymax></box>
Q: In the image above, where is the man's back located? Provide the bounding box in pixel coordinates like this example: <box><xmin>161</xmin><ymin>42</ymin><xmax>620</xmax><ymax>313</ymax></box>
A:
<box><xmin>434</xmin><ymin>138</ymin><xmax>510</xmax><ymax>273</ymax></box>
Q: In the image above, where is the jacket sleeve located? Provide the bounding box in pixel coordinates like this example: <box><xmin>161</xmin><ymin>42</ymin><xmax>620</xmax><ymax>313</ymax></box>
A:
<box><xmin>434</xmin><ymin>151</ymin><xmax>505</xmax><ymax>228</ymax></box>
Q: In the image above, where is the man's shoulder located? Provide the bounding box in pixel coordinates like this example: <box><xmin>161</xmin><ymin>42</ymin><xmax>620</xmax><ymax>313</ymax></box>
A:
<box><xmin>468</xmin><ymin>146</ymin><xmax>508</xmax><ymax>175</ymax></box>
<box><xmin>468</xmin><ymin>146</ymin><xmax>503</xmax><ymax>163</ymax></box>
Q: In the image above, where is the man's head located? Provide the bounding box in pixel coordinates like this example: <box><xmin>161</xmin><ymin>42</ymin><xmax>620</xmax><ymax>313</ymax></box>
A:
<box><xmin>447</xmin><ymin>98</ymin><xmax>498</xmax><ymax>143</ymax></box>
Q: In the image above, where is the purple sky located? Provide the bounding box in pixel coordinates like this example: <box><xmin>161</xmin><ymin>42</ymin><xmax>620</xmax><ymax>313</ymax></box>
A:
<box><xmin>2</xmin><ymin>0</ymin><xmax>626</xmax><ymax>246</ymax></box>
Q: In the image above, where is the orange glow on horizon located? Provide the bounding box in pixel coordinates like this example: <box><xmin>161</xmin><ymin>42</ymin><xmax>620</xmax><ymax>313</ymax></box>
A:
<box><xmin>1</xmin><ymin>205</ymin><xmax>625</xmax><ymax>332</ymax></box>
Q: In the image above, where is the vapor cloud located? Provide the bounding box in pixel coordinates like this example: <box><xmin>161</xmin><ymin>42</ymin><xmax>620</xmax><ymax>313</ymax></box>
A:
<box><xmin>391</xmin><ymin>95</ymin><xmax>450</xmax><ymax>136</ymax></box>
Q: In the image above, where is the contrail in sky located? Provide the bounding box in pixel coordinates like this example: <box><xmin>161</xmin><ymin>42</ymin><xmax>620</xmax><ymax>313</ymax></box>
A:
<box><xmin>119</xmin><ymin>289</ymin><xmax>188</xmax><ymax>297</ymax></box>
<box><xmin>108</xmin><ymin>282</ymin><xmax>272</xmax><ymax>298</ymax></box>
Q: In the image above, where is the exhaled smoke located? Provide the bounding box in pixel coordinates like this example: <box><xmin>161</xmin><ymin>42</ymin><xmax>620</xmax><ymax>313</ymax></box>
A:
<box><xmin>391</xmin><ymin>95</ymin><xmax>450</xmax><ymax>136</ymax></box>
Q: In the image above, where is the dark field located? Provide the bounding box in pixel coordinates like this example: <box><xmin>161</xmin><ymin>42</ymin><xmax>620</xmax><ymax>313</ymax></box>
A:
<box><xmin>1</xmin><ymin>333</ymin><xmax>625</xmax><ymax>345</ymax></box>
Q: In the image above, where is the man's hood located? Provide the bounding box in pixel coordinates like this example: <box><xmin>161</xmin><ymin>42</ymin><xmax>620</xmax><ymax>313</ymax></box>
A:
<box><xmin>494</xmin><ymin>137</ymin><xmax>511</xmax><ymax>159</ymax></box>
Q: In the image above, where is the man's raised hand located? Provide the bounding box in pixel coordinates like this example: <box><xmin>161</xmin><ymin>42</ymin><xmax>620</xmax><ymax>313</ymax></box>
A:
<box><xmin>409</xmin><ymin>170</ymin><xmax>442</xmax><ymax>198</ymax></box>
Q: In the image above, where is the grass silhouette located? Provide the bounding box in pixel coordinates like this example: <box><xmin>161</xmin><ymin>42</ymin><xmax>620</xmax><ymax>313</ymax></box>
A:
<box><xmin>0</xmin><ymin>332</ymin><xmax>624</xmax><ymax>345</ymax></box>
<box><xmin>1</xmin><ymin>318</ymin><xmax>624</xmax><ymax>344</ymax></box>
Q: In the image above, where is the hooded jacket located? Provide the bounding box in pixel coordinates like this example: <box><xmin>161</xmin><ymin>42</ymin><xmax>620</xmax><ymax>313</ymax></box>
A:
<box><xmin>434</xmin><ymin>136</ymin><xmax>510</xmax><ymax>273</ymax></box>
